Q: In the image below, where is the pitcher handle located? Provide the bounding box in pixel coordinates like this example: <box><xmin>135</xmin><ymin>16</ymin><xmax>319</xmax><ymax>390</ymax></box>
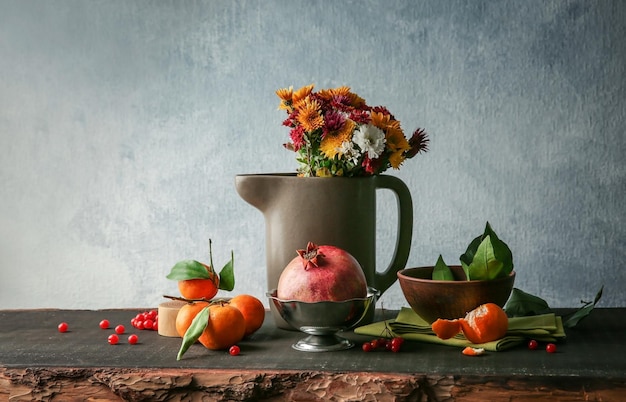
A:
<box><xmin>374</xmin><ymin>175</ymin><xmax>413</xmax><ymax>294</ymax></box>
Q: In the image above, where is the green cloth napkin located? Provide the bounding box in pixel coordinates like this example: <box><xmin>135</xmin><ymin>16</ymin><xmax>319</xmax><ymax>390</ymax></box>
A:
<box><xmin>354</xmin><ymin>307</ymin><xmax>566</xmax><ymax>351</ymax></box>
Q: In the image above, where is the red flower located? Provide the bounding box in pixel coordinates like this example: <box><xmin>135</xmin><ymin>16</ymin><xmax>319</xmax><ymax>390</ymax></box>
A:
<box><xmin>290</xmin><ymin>126</ymin><xmax>306</xmax><ymax>151</ymax></box>
<box><xmin>406</xmin><ymin>128</ymin><xmax>429</xmax><ymax>158</ymax></box>
<box><xmin>362</xmin><ymin>155</ymin><xmax>383</xmax><ymax>175</ymax></box>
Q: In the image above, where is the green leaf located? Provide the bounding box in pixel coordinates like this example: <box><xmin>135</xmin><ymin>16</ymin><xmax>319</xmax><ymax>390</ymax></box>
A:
<box><xmin>218</xmin><ymin>251</ymin><xmax>235</xmax><ymax>291</ymax></box>
<box><xmin>460</xmin><ymin>233</ymin><xmax>483</xmax><ymax>267</ymax></box>
<box><xmin>562</xmin><ymin>285</ymin><xmax>604</xmax><ymax>328</ymax></box>
<box><xmin>460</xmin><ymin>222</ymin><xmax>514</xmax><ymax>280</ymax></box>
<box><xmin>504</xmin><ymin>288</ymin><xmax>550</xmax><ymax>317</ymax></box>
<box><xmin>483</xmin><ymin>222</ymin><xmax>514</xmax><ymax>277</ymax></box>
<box><xmin>466</xmin><ymin>235</ymin><xmax>503</xmax><ymax>280</ymax></box>
<box><xmin>432</xmin><ymin>255</ymin><xmax>454</xmax><ymax>281</ymax></box>
<box><xmin>177</xmin><ymin>306</ymin><xmax>210</xmax><ymax>360</ymax></box>
<box><xmin>166</xmin><ymin>260</ymin><xmax>211</xmax><ymax>281</ymax></box>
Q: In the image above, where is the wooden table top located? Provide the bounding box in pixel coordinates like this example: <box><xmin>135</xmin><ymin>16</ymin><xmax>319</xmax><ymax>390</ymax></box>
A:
<box><xmin>1</xmin><ymin>307</ymin><xmax>625</xmax><ymax>401</ymax></box>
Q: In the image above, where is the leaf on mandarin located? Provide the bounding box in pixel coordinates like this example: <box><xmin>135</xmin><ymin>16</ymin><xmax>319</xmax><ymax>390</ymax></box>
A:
<box><xmin>167</xmin><ymin>260</ymin><xmax>212</xmax><ymax>281</ymax></box>
<box><xmin>218</xmin><ymin>251</ymin><xmax>235</xmax><ymax>291</ymax></box>
<box><xmin>177</xmin><ymin>306</ymin><xmax>210</xmax><ymax>360</ymax></box>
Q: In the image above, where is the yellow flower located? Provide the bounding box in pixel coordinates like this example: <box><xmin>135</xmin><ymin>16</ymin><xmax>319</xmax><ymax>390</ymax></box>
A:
<box><xmin>320</xmin><ymin>119</ymin><xmax>355</xmax><ymax>159</ymax></box>
<box><xmin>276</xmin><ymin>86</ymin><xmax>293</xmax><ymax>111</ymax></box>
<box><xmin>371</xmin><ymin>111</ymin><xmax>401</xmax><ymax>132</ymax></box>
<box><xmin>385</xmin><ymin>128</ymin><xmax>411</xmax><ymax>169</ymax></box>
<box><xmin>318</xmin><ymin>86</ymin><xmax>366</xmax><ymax>108</ymax></box>
<box><xmin>296</xmin><ymin>98</ymin><xmax>324</xmax><ymax>132</ymax></box>
<box><xmin>347</xmin><ymin>92</ymin><xmax>367</xmax><ymax>108</ymax></box>
<box><xmin>315</xmin><ymin>167</ymin><xmax>333</xmax><ymax>177</ymax></box>
<box><xmin>292</xmin><ymin>84</ymin><xmax>315</xmax><ymax>108</ymax></box>
<box><xmin>388</xmin><ymin>149</ymin><xmax>407</xmax><ymax>169</ymax></box>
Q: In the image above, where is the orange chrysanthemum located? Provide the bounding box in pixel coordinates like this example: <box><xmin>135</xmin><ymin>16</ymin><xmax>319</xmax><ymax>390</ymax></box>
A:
<box><xmin>292</xmin><ymin>84</ymin><xmax>315</xmax><ymax>108</ymax></box>
<box><xmin>276</xmin><ymin>87</ymin><xmax>294</xmax><ymax>111</ymax></box>
<box><xmin>320</xmin><ymin>120</ymin><xmax>355</xmax><ymax>159</ymax></box>
<box><xmin>296</xmin><ymin>98</ymin><xmax>324</xmax><ymax>132</ymax></box>
<box><xmin>371</xmin><ymin>111</ymin><xmax>401</xmax><ymax>132</ymax></box>
<box><xmin>386</xmin><ymin>127</ymin><xmax>411</xmax><ymax>169</ymax></box>
<box><xmin>388</xmin><ymin>149</ymin><xmax>407</xmax><ymax>169</ymax></box>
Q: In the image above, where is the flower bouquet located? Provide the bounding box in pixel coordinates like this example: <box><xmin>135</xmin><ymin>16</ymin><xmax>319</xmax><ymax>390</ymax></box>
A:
<box><xmin>276</xmin><ymin>84</ymin><xmax>429</xmax><ymax>177</ymax></box>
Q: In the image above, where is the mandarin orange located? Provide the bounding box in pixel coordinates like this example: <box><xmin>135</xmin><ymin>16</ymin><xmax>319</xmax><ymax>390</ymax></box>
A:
<box><xmin>229</xmin><ymin>294</ymin><xmax>266</xmax><ymax>337</ymax></box>
<box><xmin>431</xmin><ymin>318</ymin><xmax>461</xmax><ymax>340</ymax></box>
<box><xmin>459</xmin><ymin>303</ymin><xmax>508</xmax><ymax>344</ymax></box>
<box><xmin>431</xmin><ymin>303</ymin><xmax>508</xmax><ymax>344</ymax></box>
<box><xmin>198</xmin><ymin>303</ymin><xmax>246</xmax><ymax>350</ymax></box>
<box><xmin>178</xmin><ymin>264</ymin><xmax>219</xmax><ymax>300</ymax></box>
<box><xmin>175</xmin><ymin>301</ymin><xmax>210</xmax><ymax>338</ymax></box>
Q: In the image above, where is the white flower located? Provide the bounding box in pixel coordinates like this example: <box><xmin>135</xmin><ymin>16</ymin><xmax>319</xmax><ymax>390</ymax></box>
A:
<box><xmin>353</xmin><ymin>124</ymin><xmax>386</xmax><ymax>159</ymax></box>
<box><xmin>338</xmin><ymin>141</ymin><xmax>361</xmax><ymax>165</ymax></box>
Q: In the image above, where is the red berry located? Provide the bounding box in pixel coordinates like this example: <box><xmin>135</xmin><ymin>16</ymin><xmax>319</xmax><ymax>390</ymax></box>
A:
<box><xmin>370</xmin><ymin>339</ymin><xmax>379</xmax><ymax>349</ymax></box>
<box><xmin>128</xmin><ymin>334</ymin><xmax>139</xmax><ymax>345</ymax></box>
<box><xmin>391</xmin><ymin>337</ymin><xmax>403</xmax><ymax>348</ymax></box>
<box><xmin>99</xmin><ymin>319</ymin><xmax>110</xmax><ymax>329</ymax></box>
<box><xmin>385</xmin><ymin>340</ymin><xmax>393</xmax><ymax>350</ymax></box>
<box><xmin>546</xmin><ymin>343</ymin><xmax>557</xmax><ymax>353</ymax></box>
<box><xmin>362</xmin><ymin>342</ymin><xmax>373</xmax><ymax>352</ymax></box>
<box><xmin>115</xmin><ymin>325</ymin><xmax>125</xmax><ymax>335</ymax></box>
<box><xmin>108</xmin><ymin>334</ymin><xmax>119</xmax><ymax>345</ymax></box>
<box><xmin>528</xmin><ymin>339</ymin><xmax>539</xmax><ymax>350</ymax></box>
<box><xmin>391</xmin><ymin>344</ymin><xmax>401</xmax><ymax>353</ymax></box>
<box><xmin>143</xmin><ymin>320</ymin><xmax>154</xmax><ymax>330</ymax></box>
<box><xmin>148</xmin><ymin>310</ymin><xmax>158</xmax><ymax>320</ymax></box>
<box><xmin>135</xmin><ymin>320</ymin><xmax>145</xmax><ymax>330</ymax></box>
<box><xmin>229</xmin><ymin>345</ymin><xmax>240</xmax><ymax>356</ymax></box>
<box><xmin>57</xmin><ymin>322</ymin><xmax>69</xmax><ymax>333</ymax></box>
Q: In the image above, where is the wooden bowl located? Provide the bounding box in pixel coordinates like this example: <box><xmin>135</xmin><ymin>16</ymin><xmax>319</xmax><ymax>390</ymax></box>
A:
<box><xmin>397</xmin><ymin>266</ymin><xmax>515</xmax><ymax>323</ymax></box>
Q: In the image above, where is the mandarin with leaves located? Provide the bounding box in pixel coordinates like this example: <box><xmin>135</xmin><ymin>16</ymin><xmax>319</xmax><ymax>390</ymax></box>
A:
<box><xmin>178</xmin><ymin>269</ymin><xmax>220</xmax><ymax>300</ymax></box>
<box><xmin>175</xmin><ymin>301</ymin><xmax>210</xmax><ymax>338</ymax></box>
<box><xmin>198</xmin><ymin>302</ymin><xmax>246</xmax><ymax>350</ymax></box>
<box><xmin>167</xmin><ymin>240</ymin><xmax>235</xmax><ymax>301</ymax></box>
<box><xmin>176</xmin><ymin>301</ymin><xmax>246</xmax><ymax>359</ymax></box>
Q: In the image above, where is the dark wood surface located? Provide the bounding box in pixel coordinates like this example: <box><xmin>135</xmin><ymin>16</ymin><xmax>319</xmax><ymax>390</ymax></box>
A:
<box><xmin>1</xmin><ymin>308</ymin><xmax>625</xmax><ymax>401</ymax></box>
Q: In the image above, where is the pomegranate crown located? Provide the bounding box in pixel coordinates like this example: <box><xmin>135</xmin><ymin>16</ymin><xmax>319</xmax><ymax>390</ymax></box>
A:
<box><xmin>297</xmin><ymin>242</ymin><xmax>325</xmax><ymax>270</ymax></box>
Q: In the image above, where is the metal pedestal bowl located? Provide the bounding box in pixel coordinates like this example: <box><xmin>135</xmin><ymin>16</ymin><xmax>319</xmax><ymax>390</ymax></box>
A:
<box><xmin>267</xmin><ymin>287</ymin><xmax>379</xmax><ymax>352</ymax></box>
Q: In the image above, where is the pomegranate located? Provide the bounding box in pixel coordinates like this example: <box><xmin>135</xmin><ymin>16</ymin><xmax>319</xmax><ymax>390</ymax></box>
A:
<box><xmin>276</xmin><ymin>242</ymin><xmax>368</xmax><ymax>302</ymax></box>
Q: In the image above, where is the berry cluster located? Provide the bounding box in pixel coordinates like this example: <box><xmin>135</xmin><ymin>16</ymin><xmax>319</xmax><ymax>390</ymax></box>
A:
<box><xmin>362</xmin><ymin>337</ymin><xmax>405</xmax><ymax>353</ymax></box>
<box><xmin>99</xmin><ymin>320</ymin><xmax>139</xmax><ymax>345</ymax></box>
<box><xmin>528</xmin><ymin>339</ymin><xmax>557</xmax><ymax>353</ymax></box>
<box><xmin>130</xmin><ymin>310</ymin><xmax>159</xmax><ymax>331</ymax></box>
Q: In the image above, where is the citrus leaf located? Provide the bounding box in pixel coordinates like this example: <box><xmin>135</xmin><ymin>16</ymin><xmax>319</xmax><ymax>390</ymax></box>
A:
<box><xmin>504</xmin><ymin>288</ymin><xmax>550</xmax><ymax>317</ymax></box>
<box><xmin>432</xmin><ymin>255</ymin><xmax>454</xmax><ymax>281</ymax></box>
<box><xmin>460</xmin><ymin>222</ymin><xmax>513</xmax><ymax>281</ymax></box>
<box><xmin>483</xmin><ymin>222</ymin><xmax>514</xmax><ymax>277</ymax></box>
<box><xmin>460</xmin><ymin>233</ymin><xmax>483</xmax><ymax>267</ymax></box>
<box><xmin>562</xmin><ymin>285</ymin><xmax>604</xmax><ymax>328</ymax></box>
<box><xmin>466</xmin><ymin>235</ymin><xmax>502</xmax><ymax>280</ymax></box>
<box><xmin>177</xmin><ymin>306</ymin><xmax>210</xmax><ymax>360</ymax></box>
<box><xmin>218</xmin><ymin>251</ymin><xmax>235</xmax><ymax>291</ymax></box>
<box><xmin>166</xmin><ymin>260</ymin><xmax>211</xmax><ymax>281</ymax></box>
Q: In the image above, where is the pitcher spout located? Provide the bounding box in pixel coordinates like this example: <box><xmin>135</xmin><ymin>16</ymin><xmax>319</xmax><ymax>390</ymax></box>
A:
<box><xmin>235</xmin><ymin>173</ymin><xmax>295</xmax><ymax>212</ymax></box>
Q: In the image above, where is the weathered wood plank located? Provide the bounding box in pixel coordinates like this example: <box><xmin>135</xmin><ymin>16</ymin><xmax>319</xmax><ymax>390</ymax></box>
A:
<box><xmin>2</xmin><ymin>367</ymin><xmax>625</xmax><ymax>401</ymax></box>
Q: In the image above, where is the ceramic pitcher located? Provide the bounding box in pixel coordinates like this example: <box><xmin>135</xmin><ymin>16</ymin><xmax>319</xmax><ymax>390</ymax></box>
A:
<box><xmin>235</xmin><ymin>173</ymin><xmax>413</xmax><ymax>327</ymax></box>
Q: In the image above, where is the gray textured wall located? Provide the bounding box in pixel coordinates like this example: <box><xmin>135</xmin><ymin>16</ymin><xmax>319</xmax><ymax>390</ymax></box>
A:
<box><xmin>1</xmin><ymin>0</ymin><xmax>624</xmax><ymax>310</ymax></box>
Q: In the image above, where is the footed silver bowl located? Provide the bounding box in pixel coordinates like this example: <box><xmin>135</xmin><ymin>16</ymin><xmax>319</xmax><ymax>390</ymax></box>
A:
<box><xmin>267</xmin><ymin>287</ymin><xmax>379</xmax><ymax>352</ymax></box>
